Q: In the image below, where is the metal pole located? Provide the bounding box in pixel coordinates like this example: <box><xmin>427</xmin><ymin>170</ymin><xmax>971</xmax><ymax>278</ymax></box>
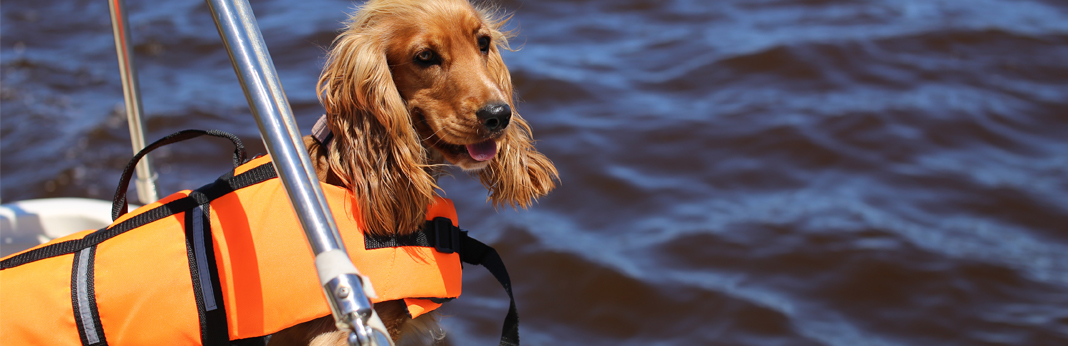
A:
<box><xmin>107</xmin><ymin>0</ymin><xmax>158</xmax><ymax>204</ymax></box>
<box><xmin>202</xmin><ymin>0</ymin><xmax>392</xmax><ymax>345</ymax></box>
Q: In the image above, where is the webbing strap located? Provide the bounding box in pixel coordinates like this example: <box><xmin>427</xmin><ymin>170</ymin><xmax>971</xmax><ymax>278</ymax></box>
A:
<box><xmin>183</xmin><ymin>200</ymin><xmax>230</xmax><ymax>345</ymax></box>
<box><xmin>365</xmin><ymin>219</ymin><xmax>521</xmax><ymax>346</ymax></box>
<box><xmin>458</xmin><ymin>235</ymin><xmax>520</xmax><ymax>346</ymax></box>
<box><xmin>113</xmin><ymin>129</ymin><xmax>247</xmax><ymax>221</ymax></box>
<box><xmin>364</xmin><ymin>217</ymin><xmax>457</xmax><ymax>252</ymax></box>
<box><xmin>71</xmin><ymin>245</ymin><xmax>108</xmax><ymax>346</ymax></box>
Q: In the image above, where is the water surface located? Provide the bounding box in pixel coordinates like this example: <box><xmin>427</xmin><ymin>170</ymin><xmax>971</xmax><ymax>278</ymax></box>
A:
<box><xmin>3</xmin><ymin>0</ymin><xmax>1068</xmax><ymax>345</ymax></box>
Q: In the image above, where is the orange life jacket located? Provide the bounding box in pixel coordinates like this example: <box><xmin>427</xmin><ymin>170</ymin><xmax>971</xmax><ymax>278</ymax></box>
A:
<box><xmin>0</xmin><ymin>153</ymin><xmax>518</xmax><ymax>345</ymax></box>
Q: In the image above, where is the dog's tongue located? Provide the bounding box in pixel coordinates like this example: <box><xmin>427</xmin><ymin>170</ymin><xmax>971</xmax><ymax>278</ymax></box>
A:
<box><xmin>465</xmin><ymin>140</ymin><xmax>497</xmax><ymax>161</ymax></box>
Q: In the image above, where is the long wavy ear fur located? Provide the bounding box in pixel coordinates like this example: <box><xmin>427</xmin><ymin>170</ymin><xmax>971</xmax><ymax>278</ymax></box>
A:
<box><xmin>476</xmin><ymin>7</ymin><xmax>559</xmax><ymax>208</ymax></box>
<box><xmin>317</xmin><ymin>10</ymin><xmax>437</xmax><ymax>236</ymax></box>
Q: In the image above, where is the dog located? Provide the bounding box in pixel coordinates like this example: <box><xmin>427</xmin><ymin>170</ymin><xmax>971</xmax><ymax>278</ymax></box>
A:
<box><xmin>268</xmin><ymin>0</ymin><xmax>558</xmax><ymax>344</ymax></box>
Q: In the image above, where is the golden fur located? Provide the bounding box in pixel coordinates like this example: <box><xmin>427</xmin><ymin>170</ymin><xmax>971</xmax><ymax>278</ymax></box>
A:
<box><xmin>315</xmin><ymin>0</ymin><xmax>557</xmax><ymax>238</ymax></box>
<box><xmin>270</xmin><ymin>0</ymin><xmax>557</xmax><ymax>344</ymax></box>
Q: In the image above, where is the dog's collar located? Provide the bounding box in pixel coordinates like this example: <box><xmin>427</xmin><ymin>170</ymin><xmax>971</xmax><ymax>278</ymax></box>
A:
<box><xmin>312</xmin><ymin>114</ymin><xmax>334</xmax><ymax>148</ymax></box>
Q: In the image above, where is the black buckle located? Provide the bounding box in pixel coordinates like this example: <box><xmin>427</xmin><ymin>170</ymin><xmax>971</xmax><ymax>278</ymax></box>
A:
<box><xmin>431</xmin><ymin>217</ymin><xmax>461</xmax><ymax>254</ymax></box>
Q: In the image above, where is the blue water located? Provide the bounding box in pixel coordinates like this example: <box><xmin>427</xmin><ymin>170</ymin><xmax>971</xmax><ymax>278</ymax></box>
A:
<box><xmin>3</xmin><ymin>0</ymin><xmax>1068</xmax><ymax>345</ymax></box>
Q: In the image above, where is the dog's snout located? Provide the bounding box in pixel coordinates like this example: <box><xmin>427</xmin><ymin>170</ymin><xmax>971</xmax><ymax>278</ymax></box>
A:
<box><xmin>476</xmin><ymin>103</ymin><xmax>512</xmax><ymax>131</ymax></box>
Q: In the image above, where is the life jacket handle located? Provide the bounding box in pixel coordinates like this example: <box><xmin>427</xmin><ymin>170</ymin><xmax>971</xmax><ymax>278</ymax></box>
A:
<box><xmin>111</xmin><ymin>129</ymin><xmax>247</xmax><ymax>221</ymax></box>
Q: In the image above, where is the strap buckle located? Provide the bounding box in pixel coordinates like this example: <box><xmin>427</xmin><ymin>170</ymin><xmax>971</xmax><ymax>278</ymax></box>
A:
<box><xmin>431</xmin><ymin>217</ymin><xmax>461</xmax><ymax>254</ymax></box>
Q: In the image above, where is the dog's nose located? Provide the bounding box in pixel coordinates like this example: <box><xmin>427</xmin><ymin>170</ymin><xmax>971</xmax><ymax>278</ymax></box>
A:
<box><xmin>476</xmin><ymin>103</ymin><xmax>511</xmax><ymax>131</ymax></box>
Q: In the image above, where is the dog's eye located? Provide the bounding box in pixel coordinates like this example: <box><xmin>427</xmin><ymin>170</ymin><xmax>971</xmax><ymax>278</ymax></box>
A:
<box><xmin>478</xmin><ymin>36</ymin><xmax>491</xmax><ymax>54</ymax></box>
<box><xmin>414</xmin><ymin>50</ymin><xmax>440</xmax><ymax>66</ymax></box>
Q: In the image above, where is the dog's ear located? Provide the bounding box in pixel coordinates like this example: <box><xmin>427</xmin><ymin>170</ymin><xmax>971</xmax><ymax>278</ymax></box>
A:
<box><xmin>476</xmin><ymin>113</ymin><xmax>559</xmax><ymax>209</ymax></box>
<box><xmin>476</xmin><ymin>19</ymin><xmax>559</xmax><ymax>209</ymax></box>
<box><xmin>318</xmin><ymin>30</ymin><xmax>437</xmax><ymax>236</ymax></box>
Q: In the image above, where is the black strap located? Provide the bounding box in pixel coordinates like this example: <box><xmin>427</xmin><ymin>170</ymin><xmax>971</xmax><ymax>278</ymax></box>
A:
<box><xmin>364</xmin><ymin>217</ymin><xmax>458</xmax><ymax>253</ymax></box>
<box><xmin>365</xmin><ymin>219</ymin><xmax>520</xmax><ymax>346</ymax></box>
<box><xmin>112</xmin><ymin>129</ymin><xmax>247</xmax><ymax>221</ymax></box>
<box><xmin>183</xmin><ymin>200</ymin><xmax>230</xmax><ymax>345</ymax></box>
<box><xmin>458</xmin><ymin>234</ymin><xmax>520</xmax><ymax>346</ymax></box>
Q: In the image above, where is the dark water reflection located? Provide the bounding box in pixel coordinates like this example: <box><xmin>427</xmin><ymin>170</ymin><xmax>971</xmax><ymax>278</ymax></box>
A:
<box><xmin>4</xmin><ymin>0</ymin><xmax>1068</xmax><ymax>345</ymax></box>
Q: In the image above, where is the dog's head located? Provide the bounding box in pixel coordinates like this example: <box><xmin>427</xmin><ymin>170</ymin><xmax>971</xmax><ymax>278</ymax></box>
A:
<box><xmin>317</xmin><ymin>0</ymin><xmax>558</xmax><ymax>236</ymax></box>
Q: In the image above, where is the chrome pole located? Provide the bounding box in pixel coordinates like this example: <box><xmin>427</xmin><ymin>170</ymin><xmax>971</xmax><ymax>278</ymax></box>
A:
<box><xmin>107</xmin><ymin>0</ymin><xmax>158</xmax><ymax>204</ymax></box>
<box><xmin>203</xmin><ymin>0</ymin><xmax>392</xmax><ymax>345</ymax></box>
